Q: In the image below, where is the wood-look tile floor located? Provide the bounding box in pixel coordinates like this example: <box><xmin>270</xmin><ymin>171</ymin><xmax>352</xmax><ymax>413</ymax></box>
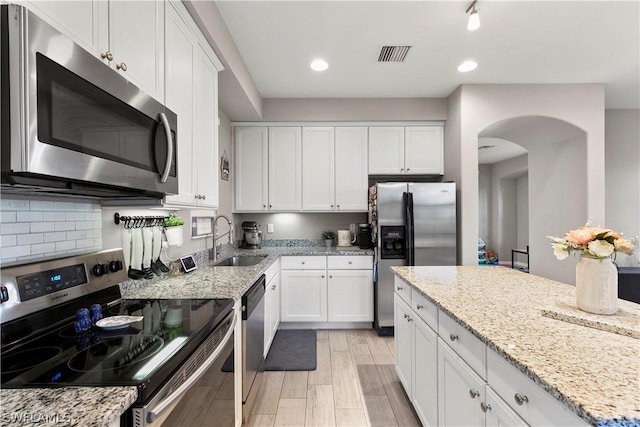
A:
<box><xmin>247</xmin><ymin>329</ymin><xmax>422</xmax><ymax>427</ymax></box>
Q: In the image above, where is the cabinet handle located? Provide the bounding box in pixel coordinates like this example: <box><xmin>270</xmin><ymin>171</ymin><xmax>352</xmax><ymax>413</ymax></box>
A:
<box><xmin>514</xmin><ymin>393</ymin><xmax>529</xmax><ymax>406</ymax></box>
<box><xmin>301</xmin><ymin>261</ymin><xmax>305</xmax><ymax>265</ymax></box>
<box><xmin>331</xmin><ymin>204</ymin><xmax>334</xmax><ymax>208</ymax></box>
<box><xmin>416</xmin><ymin>304</ymin><xmax>424</xmax><ymax>310</ymax></box>
<box><xmin>337</xmin><ymin>205</ymin><xmax>340</xmax><ymax>208</ymax></box>
<box><xmin>396</xmin><ymin>286</ymin><xmax>403</xmax><ymax>291</ymax></box>
<box><xmin>407</xmin><ymin>316</ymin><xmax>413</xmax><ymax>322</ymax></box>
<box><xmin>348</xmin><ymin>261</ymin><xmax>352</xmax><ymax>264</ymax></box>
<box><xmin>480</xmin><ymin>402</ymin><xmax>491</xmax><ymax>413</ymax></box>
<box><xmin>403</xmin><ymin>314</ymin><xmax>409</xmax><ymax>319</ymax></box>
<box><xmin>202</xmin><ymin>195</ymin><xmax>206</xmax><ymax>200</ymax></box>
<box><xmin>407</xmin><ymin>168</ymin><xmax>410</xmax><ymax>172</ymax></box>
<box><xmin>400</xmin><ymin>168</ymin><xmax>404</xmax><ymax>172</ymax></box>
<box><xmin>449</xmin><ymin>333</ymin><xmax>458</xmax><ymax>342</ymax></box>
<box><xmin>321</xmin><ymin>275</ymin><xmax>325</xmax><ymax>278</ymax></box>
<box><xmin>469</xmin><ymin>389</ymin><xmax>480</xmax><ymax>399</ymax></box>
<box><xmin>263</xmin><ymin>205</ymin><xmax>266</xmax><ymax>208</ymax></box>
<box><xmin>116</xmin><ymin>62</ymin><xmax>128</xmax><ymax>71</ymax></box>
<box><xmin>269</xmin><ymin>205</ymin><xmax>272</xmax><ymax>208</ymax></box>
<box><xmin>101</xmin><ymin>51</ymin><xmax>113</xmax><ymax>61</ymax></box>
<box><xmin>271</xmin><ymin>285</ymin><xmax>276</xmax><ymax>290</ymax></box>
<box><xmin>329</xmin><ymin>275</ymin><xmax>333</xmax><ymax>278</ymax></box>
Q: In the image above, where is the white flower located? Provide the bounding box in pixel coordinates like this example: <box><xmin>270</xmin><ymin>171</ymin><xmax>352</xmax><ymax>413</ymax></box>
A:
<box><xmin>551</xmin><ymin>243</ymin><xmax>569</xmax><ymax>260</ymax></box>
<box><xmin>587</xmin><ymin>240</ymin><xmax>614</xmax><ymax>258</ymax></box>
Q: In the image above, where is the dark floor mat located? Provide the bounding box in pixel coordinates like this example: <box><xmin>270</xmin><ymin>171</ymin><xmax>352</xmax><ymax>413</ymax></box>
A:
<box><xmin>265</xmin><ymin>329</ymin><xmax>317</xmax><ymax>371</ymax></box>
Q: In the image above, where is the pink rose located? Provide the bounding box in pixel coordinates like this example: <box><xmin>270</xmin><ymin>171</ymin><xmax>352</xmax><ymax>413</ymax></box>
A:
<box><xmin>564</xmin><ymin>228</ymin><xmax>594</xmax><ymax>246</ymax></box>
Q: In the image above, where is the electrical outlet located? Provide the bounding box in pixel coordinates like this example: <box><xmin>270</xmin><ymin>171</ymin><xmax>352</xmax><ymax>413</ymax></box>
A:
<box><xmin>267</xmin><ymin>224</ymin><xmax>274</xmax><ymax>233</ymax></box>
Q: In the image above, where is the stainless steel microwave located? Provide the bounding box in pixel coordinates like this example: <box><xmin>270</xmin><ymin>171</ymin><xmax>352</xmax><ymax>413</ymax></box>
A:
<box><xmin>1</xmin><ymin>5</ymin><xmax>178</xmax><ymax>200</ymax></box>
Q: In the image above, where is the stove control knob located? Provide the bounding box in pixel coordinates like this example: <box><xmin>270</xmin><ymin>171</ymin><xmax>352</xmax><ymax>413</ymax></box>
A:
<box><xmin>109</xmin><ymin>260</ymin><xmax>123</xmax><ymax>272</ymax></box>
<box><xmin>0</xmin><ymin>285</ymin><xmax>9</xmax><ymax>303</ymax></box>
<box><xmin>92</xmin><ymin>263</ymin><xmax>107</xmax><ymax>277</ymax></box>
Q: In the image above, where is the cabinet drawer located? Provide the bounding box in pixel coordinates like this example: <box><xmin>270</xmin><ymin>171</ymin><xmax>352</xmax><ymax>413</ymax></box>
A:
<box><xmin>394</xmin><ymin>276</ymin><xmax>412</xmax><ymax>305</ymax></box>
<box><xmin>280</xmin><ymin>256</ymin><xmax>326</xmax><ymax>270</ymax></box>
<box><xmin>487</xmin><ymin>348</ymin><xmax>588</xmax><ymax>426</ymax></box>
<box><xmin>411</xmin><ymin>289</ymin><xmax>437</xmax><ymax>331</ymax></box>
<box><xmin>327</xmin><ymin>255</ymin><xmax>372</xmax><ymax>270</ymax></box>
<box><xmin>438</xmin><ymin>309</ymin><xmax>487</xmax><ymax>380</ymax></box>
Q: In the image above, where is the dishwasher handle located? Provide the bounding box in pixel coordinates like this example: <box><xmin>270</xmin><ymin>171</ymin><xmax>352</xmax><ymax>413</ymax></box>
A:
<box><xmin>147</xmin><ymin>311</ymin><xmax>237</xmax><ymax>423</ymax></box>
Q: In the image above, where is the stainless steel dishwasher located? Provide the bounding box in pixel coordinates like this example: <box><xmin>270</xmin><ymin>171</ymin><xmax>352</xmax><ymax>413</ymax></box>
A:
<box><xmin>242</xmin><ymin>275</ymin><xmax>265</xmax><ymax>422</ymax></box>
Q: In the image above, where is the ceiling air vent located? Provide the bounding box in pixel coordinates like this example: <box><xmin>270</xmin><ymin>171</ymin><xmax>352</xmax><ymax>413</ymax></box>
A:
<box><xmin>377</xmin><ymin>45</ymin><xmax>412</xmax><ymax>62</ymax></box>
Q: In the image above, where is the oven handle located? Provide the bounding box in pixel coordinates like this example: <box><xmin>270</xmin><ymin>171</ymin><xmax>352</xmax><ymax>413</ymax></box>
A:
<box><xmin>147</xmin><ymin>311</ymin><xmax>237</xmax><ymax>423</ymax></box>
<box><xmin>158</xmin><ymin>112</ymin><xmax>173</xmax><ymax>184</ymax></box>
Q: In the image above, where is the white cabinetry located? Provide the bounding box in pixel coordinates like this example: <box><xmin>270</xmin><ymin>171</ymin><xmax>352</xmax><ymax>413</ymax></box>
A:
<box><xmin>164</xmin><ymin>2</ymin><xmax>221</xmax><ymax>209</ymax></box>
<box><xmin>20</xmin><ymin>0</ymin><xmax>164</xmax><ymax>101</ymax></box>
<box><xmin>280</xmin><ymin>255</ymin><xmax>373</xmax><ymax>325</ymax></box>
<box><xmin>394</xmin><ymin>295</ymin><xmax>413</xmax><ymax>393</ymax></box>
<box><xmin>302</xmin><ymin>127</ymin><xmax>368</xmax><ymax>212</ymax></box>
<box><xmin>369</xmin><ymin>126</ymin><xmax>443</xmax><ymax>175</ymax></box>
<box><xmin>484</xmin><ymin>387</ymin><xmax>527</xmax><ymax>427</ymax></box>
<box><xmin>264</xmin><ymin>261</ymin><xmax>281</xmax><ymax>357</ymax></box>
<box><xmin>234</xmin><ymin>127</ymin><xmax>301</xmax><ymax>212</ymax></box>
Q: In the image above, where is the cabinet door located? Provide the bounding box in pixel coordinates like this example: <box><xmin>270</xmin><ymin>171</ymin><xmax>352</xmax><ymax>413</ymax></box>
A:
<box><xmin>280</xmin><ymin>271</ymin><xmax>327</xmax><ymax>322</ymax></box>
<box><xmin>16</xmin><ymin>1</ymin><xmax>107</xmax><ymax>59</ymax></box>
<box><xmin>269</xmin><ymin>127</ymin><xmax>302</xmax><ymax>211</ymax></box>
<box><xmin>394</xmin><ymin>294</ymin><xmax>413</xmax><ymax>394</ymax></box>
<box><xmin>404</xmin><ymin>126</ymin><xmax>443</xmax><ymax>175</ymax></box>
<box><xmin>164</xmin><ymin>4</ymin><xmax>195</xmax><ymax>206</ymax></box>
<box><xmin>438</xmin><ymin>338</ymin><xmax>485</xmax><ymax>427</ymax></box>
<box><xmin>413</xmin><ymin>317</ymin><xmax>438</xmax><ymax>427</ymax></box>
<box><xmin>327</xmin><ymin>270</ymin><xmax>373</xmax><ymax>322</ymax></box>
<box><xmin>264</xmin><ymin>271</ymin><xmax>280</xmax><ymax>357</ymax></box>
<box><xmin>193</xmin><ymin>44</ymin><xmax>219</xmax><ymax>208</ymax></box>
<box><xmin>234</xmin><ymin>127</ymin><xmax>268</xmax><ymax>212</ymax></box>
<box><xmin>302</xmin><ymin>127</ymin><xmax>335</xmax><ymax>211</ymax></box>
<box><xmin>335</xmin><ymin>127</ymin><xmax>368</xmax><ymax>211</ymax></box>
<box><xmin>485</xmin><ymin>387</ymin><xmax>528</xmax><ymax>427</ymax></box>
<box><xmin>368</xmin><ymin>127</ymin><xmax>404</xmax><ymax>174</ymax></box>
<box><xmin>109</xmin><ymin>0</ymin><xmax>164</xmax><ymax>101</ymax></box>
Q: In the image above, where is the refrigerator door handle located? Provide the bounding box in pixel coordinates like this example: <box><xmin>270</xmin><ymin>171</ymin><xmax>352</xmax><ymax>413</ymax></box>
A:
<box><xmin>403</xmin><ymin>192</ymin><xmax>415</xmax><ymax>266</ymax></box>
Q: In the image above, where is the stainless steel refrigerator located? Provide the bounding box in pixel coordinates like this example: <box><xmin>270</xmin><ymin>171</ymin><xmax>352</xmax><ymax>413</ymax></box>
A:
<box><xmin>370</xmin><ymin>182</ymin><xmax>457</xmax><ymax>335</ymax></box>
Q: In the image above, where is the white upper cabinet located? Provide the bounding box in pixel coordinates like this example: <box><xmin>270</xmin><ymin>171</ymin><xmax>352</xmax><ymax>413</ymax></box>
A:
<box><xmin>369</xmin><ymin>126</ymin><xmax>444</xmax><ymax>175</ymax></box>
<box><xmin>164</xmin><ymin>1</ymin><xmax>222</xmax><ymax>209</ymax></box>
<box><xmin>302</xmin><ymin>127</ymin><xmax>335</xmax><ymax>211</ymax></box>
<box><xmin>334</xmin><ymin>127</ymin><xmax>368</xmax><ymax>211</ymax></box>
<box><xmin>108</xmin><ymin>1</ymin><xmax>165</xmax><ymax>101</ymax></box>
<box><xmin>368</xmin><ymin>127</ymin><xmax>405</xmax><ymax>174</ymax></box>
<box><xmin>19</xmin><ymin>1</ymin><xmax>164</xmax><ymax>101</ymax></box>
<box><xmin>268</xmin><ymin>127</ymin><xmax>302</xmax><ymax>211</ymax></box>
<box><xmin>301</xmin><ymin>126</ymin><xmax>368</xmax><ymax>212</ymax></box>
<box><xmin>234</xmin><ymin>127</ymin><xmax>269</xmax><ymax>212</ymax></box>
<box><xmin>405</xmin><ymin>126</ymin><xmax>444</xmax><ymax>175</ymax></box>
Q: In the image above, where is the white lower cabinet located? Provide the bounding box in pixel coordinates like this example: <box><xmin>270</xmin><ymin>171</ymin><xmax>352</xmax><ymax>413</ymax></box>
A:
<box><xmin>280</xmin><ymin>255</ymin><xmax>373</xmax><ymax>324</ymax></box>
<box><xmin>264</xmin><ymin>267</ymin><xmax>280</xmax><ymax>357</ymax></box>
<box><xmin>437</xmin><ymin>338</ymin><xmax>486</xmax><ymax>427</ymax></box>
<box><xmin>484</xmin><ymin>387</ymin><xmax>527</xmax><ymax>427</ymax></box>
<box><xmin>413</xmin><ymin>311</ymin><xmax>438</xmax><ymax>427</ymax></box>
<box><xmin>394</xmin><ymin>295</ymin><xmax>413</xmax><ymax>392</ymax></box>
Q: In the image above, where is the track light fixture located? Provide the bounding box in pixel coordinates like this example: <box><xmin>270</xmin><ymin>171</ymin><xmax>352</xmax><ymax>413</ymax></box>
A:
<box><xmin>466</xmin><ymin>1</ymin><xmax>480</xmax><ymax>31</ymax></box>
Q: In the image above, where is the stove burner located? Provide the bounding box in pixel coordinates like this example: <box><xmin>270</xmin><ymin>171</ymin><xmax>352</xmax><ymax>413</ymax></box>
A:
<box><xmin>67</xmin><ymin>334</ymin><xmax>164</xmax><ymax>374</ymax></box>
<box><xmin>1</xmin><ymin>346</ymin><xmax>63</xmax><ymax>374</ymax></box>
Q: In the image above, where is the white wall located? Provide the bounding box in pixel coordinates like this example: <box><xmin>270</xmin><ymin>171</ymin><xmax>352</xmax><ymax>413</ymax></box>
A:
<box><xmin>449</xmin><ymin>84</ymin><xmax>605</xmax><ymax>284</ymax></box>
<box><xmin>478</xmin><ymin>164</ymin><xmax>492</xmax><ymax>248</ymax></box>
<box><xmin>605</xmin><ymin>109</ymin><xmax>640</xmax><ymax>267</ymax></box>
<box><xmin>443</xmin><ymin>87</ymin><xmax>463</xmax><ymax>263</ymax></box>
<box><xmin>516</xmin><ymin>174</ymin><xmax>529</xmax><ymax>251</ymax></box>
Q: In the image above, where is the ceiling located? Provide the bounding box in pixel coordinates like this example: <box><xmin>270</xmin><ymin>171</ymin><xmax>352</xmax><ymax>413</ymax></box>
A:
<box><xmin>216</xmin><ymin>1</ymin><xmax>639</xmax><ymax>109</ymax></box>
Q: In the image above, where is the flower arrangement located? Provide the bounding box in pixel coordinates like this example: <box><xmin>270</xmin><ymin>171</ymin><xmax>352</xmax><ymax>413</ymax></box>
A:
<box><xmin>547</xmin><ymin>219</ymin><xmax>635</xmax><ymax>261</ymax></box>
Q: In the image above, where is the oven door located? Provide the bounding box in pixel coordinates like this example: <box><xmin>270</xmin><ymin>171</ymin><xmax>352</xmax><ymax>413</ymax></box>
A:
<box><xmin>2</xmin><ymin>5</ymin><xmax>178</xmax><ymax>196</ymax></box>
<box><xmin>126</xmin><ymin>311</ymin><xmax>236</xmax><ymax>427</ymax></box>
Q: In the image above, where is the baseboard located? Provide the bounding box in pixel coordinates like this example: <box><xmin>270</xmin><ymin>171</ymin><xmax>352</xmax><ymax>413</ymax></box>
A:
<box><xmin>278</xmin><ymin>321</ymin><xmax>373</xmax><ymax>330</ymax></box>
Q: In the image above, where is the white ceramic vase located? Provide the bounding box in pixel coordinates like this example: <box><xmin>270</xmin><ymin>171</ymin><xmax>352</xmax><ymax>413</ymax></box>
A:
<box><xmin>164</xmin><ymin>226</ymin><xmax>183</xmax><ymax>247</ymax></box>
<box><xmin>575</xmin><ymin>256</ymin><xmax>618</xmax><ymax>315</ymax></box>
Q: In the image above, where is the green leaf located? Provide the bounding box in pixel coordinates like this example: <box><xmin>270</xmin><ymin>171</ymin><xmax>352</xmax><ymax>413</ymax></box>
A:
<box><xmin>595</xmin><ymin>231</ymin><xmax>608</xmax><ymax>240</ymax></box>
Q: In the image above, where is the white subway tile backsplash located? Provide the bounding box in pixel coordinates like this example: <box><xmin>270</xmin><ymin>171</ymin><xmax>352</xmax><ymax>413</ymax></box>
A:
<box><xmin>1</xmin><ymin>197</ymin><xmax>103</xmax><ymax>264</ymax></box>
<box><xmin>17</xmin><ymin>234</ymin><xmax>44</xmax><ymax>245</ymax></box>
<box><xmin>43</xmin><ymin>212</ymin><xmax>66</xmax><ymax>221</ymax></box>
<box><xmin>2</xmin><ymin>245</ymin><xmax>30</xmax><ymax>258</ymax></box>
<box><xmin>17</xmin><ymin>211</ymin><xmax>44</xmax><ymax>222</ymax></box>
<box><xmin>44</xmin><ymin>232</ymin><xmax>67</xmax><ymax>243</ymax></box>
<box><xmin>32</xmin><ymin>222</ymin><xmax>55</xmax><ymax>233</ymax></box>
<box><xmin>1</xmin><ymin>223</ymin><xmax>30</xmax><ymax>235</ymax></box>
<box><xmin>1</xmin><ymin>199</ymin><xmax>29</xmax><ymax>211</ymax></box>
<box><xmin>29</xmin><ymin>200</ymin><xmax>55</xmax><ymax>211</ymax></box>
<box><xmin>1</xmin><ymin>212</ymin><xmax>16</xmax><ymax>223</ymax></box>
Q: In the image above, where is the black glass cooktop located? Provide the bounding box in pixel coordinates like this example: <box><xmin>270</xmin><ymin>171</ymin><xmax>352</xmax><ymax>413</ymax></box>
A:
<box><xmin>1</xmin><ymin>287</ymin><xmax>233</xmax><ymax>403</ymax></box>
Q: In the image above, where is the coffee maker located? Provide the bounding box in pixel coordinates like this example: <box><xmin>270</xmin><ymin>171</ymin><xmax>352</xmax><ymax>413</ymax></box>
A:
<box><xmin>354</xmin><ymin>223</ymin><xmax>372</xmax><ymax>249</ymax></box>
<box><xmin>240</xmin><ymin>221</ymin><xmax>262</xmax><ymax>249</ymax></box>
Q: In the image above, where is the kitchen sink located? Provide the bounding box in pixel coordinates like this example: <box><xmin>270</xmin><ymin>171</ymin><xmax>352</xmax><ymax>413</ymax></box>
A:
<box><xmin>214</xmin><ymin>255</ymin><xmax>267</xmax><ymax>267</ymax></box>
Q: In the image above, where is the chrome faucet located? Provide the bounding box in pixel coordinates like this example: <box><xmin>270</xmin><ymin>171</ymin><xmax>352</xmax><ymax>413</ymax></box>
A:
<box><xmin>210</xmin><ymin>215</ymin><xmax>233</xmax><ymax>262</ymax></box>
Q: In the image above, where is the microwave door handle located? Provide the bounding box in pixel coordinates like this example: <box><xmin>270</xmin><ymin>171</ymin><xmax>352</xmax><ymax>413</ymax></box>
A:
<box><xmin>146</xmin><ymin>312</ymin><xmax>237</xmax><ymax>423</ymax></box>
<box><xmin>158</xmin><ymin>112</ymin><xmax>173</xmax><ymax>183</ymax></box>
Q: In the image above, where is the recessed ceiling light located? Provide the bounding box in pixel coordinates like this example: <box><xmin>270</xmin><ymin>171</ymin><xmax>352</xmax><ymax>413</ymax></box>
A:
<box><xmin>310</xmin><ymin>58</ymin><xmax>329</xmax><ymax>71</ymax></box>
<box><xmin>457</xmin><ymin>60</ymin><xmax>478</xmax><ymax>72</ymax></box>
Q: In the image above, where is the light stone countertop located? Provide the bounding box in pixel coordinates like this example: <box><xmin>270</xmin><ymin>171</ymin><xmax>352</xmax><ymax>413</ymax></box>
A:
<box><xmin>0</xmin><ymin>246</ymin><xmax>372</xmax><ymax>426</ymax></box>
<box><xmin>391</xmin><ymin>265</ymin><xmax>640</xmax><ymax>427</ymax></box>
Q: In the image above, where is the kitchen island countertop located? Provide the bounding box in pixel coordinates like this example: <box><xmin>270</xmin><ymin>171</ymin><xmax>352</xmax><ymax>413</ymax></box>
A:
<box><xmin>0</xmin><ymin>246</ymin><xmax>373</xmax><ymax>426</ymax></box>
<box><xmin>392</xmin><ymin>265</ymin><xmax>640</xmax><ymax>427</ymax></box>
